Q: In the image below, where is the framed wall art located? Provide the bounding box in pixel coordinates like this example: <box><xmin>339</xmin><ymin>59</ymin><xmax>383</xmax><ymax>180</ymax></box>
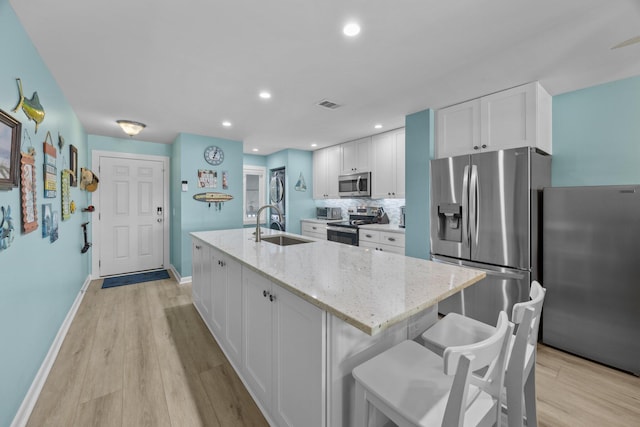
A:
<box><xmin>21</xmin><ymin>153</ymin><xmax>38</xmax><ymax>233</ymax></box>
<box><xmin>43</xmin><ymin>132</ymin><xmax>57</xmax><ymax>198</ymax></box>
<box><xmin>0</xmin><ymin>108</ymin><xmax>22</xmax><ymax>190</ymax></box>
<box><xmin>69</xmin><ymin>144</ymin><xmax>78</xmax><ymax>187</ymax></box>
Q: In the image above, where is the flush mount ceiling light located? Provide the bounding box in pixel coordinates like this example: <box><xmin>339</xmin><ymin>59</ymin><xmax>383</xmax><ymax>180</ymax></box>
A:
<box><xmin>343</xmin><ymin>22</ymin><xmax>361</xmax><ymax>37</ymax></box>
<box><xmin>116</xmin><ymin>120</ymin><xmax>146</xmax><ymax>136</ymax></box>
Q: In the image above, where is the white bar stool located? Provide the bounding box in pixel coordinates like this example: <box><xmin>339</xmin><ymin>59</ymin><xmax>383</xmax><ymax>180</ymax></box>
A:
<box><xmin>421</xmin><ymin>281</ymin><xmax>546</xmax><ymax>427</ymax></box>
<box><xmin>352</xmin><ymin>311</ymin><xmax>513</xmax><ymax>427</ymax></box>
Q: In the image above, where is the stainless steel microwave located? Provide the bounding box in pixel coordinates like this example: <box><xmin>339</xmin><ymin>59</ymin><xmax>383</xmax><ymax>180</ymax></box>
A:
<box><xmin>316</xmin><ymin>207</ymin><xmax>342</xmax><ymax>220</ymax></box>
<box><xmin>338</xmin><ymin>172</ymin><xmax>371</xmax><ymax>198</ymax></box>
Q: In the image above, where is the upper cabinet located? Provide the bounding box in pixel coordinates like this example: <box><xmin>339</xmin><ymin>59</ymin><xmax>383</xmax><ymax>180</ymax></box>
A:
<box><xmin>341</xmin><ymin>136</ymin><xmax>372</xmax><ymax>175</ymax></box>
<box><xmin>436</xmin><ymin>82</ymin><xmax>552</xmax><ymax>158</ymax></box>
<box><xmin>313</xmin><ymin>145</ymin><xmax>341</xmax><ymax>199</ymax></box>
<box><xmin>372</xmin><ymin>128</ymin><xmax>405</xmax><ymax>199</ymax></box>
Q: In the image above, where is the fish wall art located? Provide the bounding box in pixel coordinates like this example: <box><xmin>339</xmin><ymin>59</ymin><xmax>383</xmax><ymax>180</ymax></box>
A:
<box><xmin>12</xmin><ymin>78</ymin><xmax>45</xmax><ymax>133</ymax></box>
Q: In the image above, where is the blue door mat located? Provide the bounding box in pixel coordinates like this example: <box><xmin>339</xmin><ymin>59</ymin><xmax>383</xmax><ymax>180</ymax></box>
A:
<box><xmin>101</xmin><ymin>270</ymin><xmax>170</xmax><ymax>289</ymax></box>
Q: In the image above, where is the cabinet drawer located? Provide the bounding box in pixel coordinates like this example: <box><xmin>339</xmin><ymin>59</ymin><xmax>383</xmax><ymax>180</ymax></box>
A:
<box><xmin>302</xmin><ymin>222</ymin><xmax>326</xmax><ymax>234</ymax></box>
<box><xmin>380</xmin><ymin>231</ymin><xmax>405</xmax><ymax>248</ymax></box>
<box><xmin>359</xmin><ymin>230</ymin><xmax>381</xmax><ymax>244</ymax></box>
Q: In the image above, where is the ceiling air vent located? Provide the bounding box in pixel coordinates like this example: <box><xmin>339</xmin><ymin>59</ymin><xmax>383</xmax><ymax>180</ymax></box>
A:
<box><xmin>316</xmin><ymin>99</ymin><xmax>341</xmax><ymax>109</ymax></box>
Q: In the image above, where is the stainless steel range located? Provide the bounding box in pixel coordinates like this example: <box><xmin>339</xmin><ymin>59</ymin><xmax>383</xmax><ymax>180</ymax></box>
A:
<box><xmin>326</xmin><ymin>206</ymin><xmax>380</xmax><ymax>246</ymax></box>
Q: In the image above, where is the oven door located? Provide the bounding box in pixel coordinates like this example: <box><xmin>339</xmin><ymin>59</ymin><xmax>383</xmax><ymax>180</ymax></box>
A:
<box><xmin>327</xmin><ymin>226</ymin><xmax>358</xmax><ymax>246</ymax></box>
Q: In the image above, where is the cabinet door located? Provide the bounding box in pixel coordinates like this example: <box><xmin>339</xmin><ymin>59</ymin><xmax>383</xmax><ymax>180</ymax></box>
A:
<box><xmin>242</xmin><ymin>268</ymin><xmax>273</xmax><ymax>409</ymax></box>
<box><xmin>312</xmin><ymin>148</ymin><xmax>327</xmax><ymax>199</ymax></box>
<box><xmin>272</xmin><ymin>286</ymin><xmax>325</xmax><ymax>427</ymax></box>
<box><xmin>210</xmin><ymin>248</ymin><xmax>227</xmax><ymax>338</ymax></box>
<box><xmin>372</xmin><ymin>132</ymin><xmax>395</xmax><ymax>198</ymax></box>
<box><xmin>436</xmin><ymin>99</ymin><xmax>480</xmax><ymax>158</ymax></box>
<box><xmin>394</xmin><ymin>130</ymin><xmax>405</xmax><ymax>198</ymax></box>
<box><xmin>480</xmin><ymin>83</ymin><xmax>536</xmax><ymax>152</ymax></box>
<box><xmin>341</xmin><ymin>137</ymin><xmax>372</xmax><ymax>174</ymax></box>
<box><xmin>225</xmin><ymin>254</ymin><xmax>243</xmax><ymax>367</ymax></box>
<box><xmin>191</xmin><ymin>240</ymin><xmax>205</xmax><ymax>311</ymax></box>
<box><xmin>325</xmin><ymin>145</ymin><xmax>341</xmax><ymax>198</ymax></box>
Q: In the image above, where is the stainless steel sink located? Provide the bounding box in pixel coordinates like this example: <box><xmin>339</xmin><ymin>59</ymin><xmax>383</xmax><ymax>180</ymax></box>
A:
<box><xmin>261</xmin><ymin>235</ymin><xmax>312</xmax><ymax>246</ymax></box>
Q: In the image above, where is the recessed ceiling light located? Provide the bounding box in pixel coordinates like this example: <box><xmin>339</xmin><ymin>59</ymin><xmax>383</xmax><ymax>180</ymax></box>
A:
<box><xmin>252</xmin><ymin>148</ymin><xmax>259</xmax><ymax>152</ymax></box>
<box><xmin>374</xmin><ymin>124</ymin><xmax>382</xmax><ymax>129</ymax></box>
<box><xmin>259</xmin><ymin>91</ymin><xmax>271</xmax><ymax>99</ymax></box>
<box><xmin>343</xmin><ymin>22</ymin><xmax>361</xmax><ymax>37</ymax></box>
<box><xmin>311</xmin><ymin>143</ymin><xmax>317</xmax><ymax>147</ymax></box>
<box><xmin>222</xmin><ymin>121</ymin><xmax>231</xmax><ymax>127</ymax></box>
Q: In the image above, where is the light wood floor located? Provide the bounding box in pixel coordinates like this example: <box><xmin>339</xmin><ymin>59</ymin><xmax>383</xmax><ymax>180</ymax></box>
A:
<box><xmin>26</xmin><ymin>275</ymin><xmax>639</xmax><ymax>427</ymax></box>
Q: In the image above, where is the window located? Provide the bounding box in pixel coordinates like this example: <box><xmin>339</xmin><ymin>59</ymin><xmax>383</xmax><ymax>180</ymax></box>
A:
<box><xmin>243</xmin><ymin>165</ymin><xmax>266</xmax><ymax>225</ymax></box>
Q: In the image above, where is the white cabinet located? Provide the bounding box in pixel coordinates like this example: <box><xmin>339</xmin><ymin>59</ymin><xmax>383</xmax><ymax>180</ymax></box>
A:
<box><xmin>371</xmin><ymin>129</ymin><xmax>405</xmax><ymax>199</ymax></box>
<box><xmin>359</xmin><ymin>229</ymin><xmax>405</xmax><ymax>255</ymax></box>
<box><xmin>436</xmin><ymin>99</ymin><xmax>481</xmax><ymax>158</ymax></box>
<box><xmin>210</xmin><ymin>248</ymin><xmax>242</xmax><ymax>366</ymax></box>
<box><xmin>341</xmin><ymin>137</ymin><xmax>372</xmax><ymax>175</ymax></box>
<box><xmin>192</xmin><ymin>239</ymin><xmax>211</xmax><ymax>321</ymax></box>
<box><xmin>436</xmin><ymin>82</ymin><xmax>552</xmax><ymax>158</ymax></box>
<box><xmin>301</xmin><ymin>221</ymin><xmax>328</xmax><ymax>240</ymax></box>
<box><xmin>313</xmin><ymin>145</ymin><xmax>341</xmax><ymax>199</ymax></box>
<box><xmin>243</xmin><ymin>267</ymin><xmax>325</xmax><ymax>427</ymax></box>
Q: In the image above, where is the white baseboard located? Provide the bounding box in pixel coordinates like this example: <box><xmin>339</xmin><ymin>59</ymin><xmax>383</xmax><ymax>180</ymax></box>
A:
<box><xmin>169</xmin><ymin>264</ymin><xmax>191</xmax><ymax>285</ymax></box>
<box><xmin>10</xmin><ymin>275</ymin><xmax>92</xmax><ymax>427</ymax></box>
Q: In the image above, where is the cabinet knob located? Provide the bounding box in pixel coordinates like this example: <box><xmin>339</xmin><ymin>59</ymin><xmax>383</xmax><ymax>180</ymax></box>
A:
<box><xmin>482</xmin><ymin>144</ymin><xmax>487</xmax><ymax>149</ymax></box>
<box><xmin>269</xmin><ymin>294</ymin><xmax>276</xmax><ymax>302</ymax></box>
<box><xmin>195</xmin><ymin>245</ymin><xmax>201</xmax><ymax>249</ymax></box>
<box><xmin>473</xmin><ymin>146</ymin><xmax>479</xmax><ymax>150</ymax></box>
<box><xmin>263</xmin><ymin>290</ymin><xmax>268</xmax><ymax>298</ymax></box>
<box><xmin>312</xmin><ymin>226</ymin><xmax>317</xmax><ymax>230</ymax></box>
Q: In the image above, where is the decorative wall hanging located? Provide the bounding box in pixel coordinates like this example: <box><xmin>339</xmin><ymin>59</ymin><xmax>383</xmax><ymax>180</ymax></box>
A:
<box><xmin>222</xmin><ymin>171</ymin><xmax>228</xmax><ymax>189</ymax></box>
<box><xmin>79</xmin><ymin>168</ymin><xmax>99</xmax><ymax>192</ymax></box>
<box><xmin>81</xmin><ymin>221</ymin><xmax>91</xmax><ymax>253</ymax></box>
<box><xmin>50</xmin><ymin>210</ymin><xmax>59</xmax><ymax>243</ymax></box>
<box><xmin>43</xmin><ymin>131</ymin><xmax>57</xmax><ymax>198</ymax></box>
<box><xmin>20</xmin><ymin>152</ymin><xmax>38</xmax><ymax>234</ymax></box>
<box><xmin>295</xmin><ymin>172</ymin><xmax>307</xmax><ymax>191</ymax></box>
<box><xmin>193</xmin><ymin>192</ymin><xmax>233</xmax><ymax>211</ymax></box>
<box><xmin>0</xmin><ymin>205</ymin><xmax>15</xmax><ymax>251</ymax></box>
<box><xmin>0</xmin><ymin>108</ymin><xmax>22</xmax><ymax>190</ymax></box>
<box><xmin>12</xmin><ymin>78</ymin><xmax>45</xmax><ymax>133</ymax></box>
<box><xmin>42</xmin><ymin>203</ymin><xmax>52</xmax><ymax>238</ymax></box>
<box><xmin>69</xmin><ymin>144</ymin><xmax>78</xmax><ymax>187</ymax></box>
<box><xmin>203</xmin><ymin>145</ymin><xmax>224</xmax><ymax>165</ymax></box>
<box><xmin>57</xmin><ymin>131</ymin><xmax>65</xmax><ymax>152</ymax></box>
<box><xmin>61</xmin><ymin>169</ymin><xmax>71</xmax><ymax>220</ymax></box>
<box><xmin>198</xmin><ymin>169</ymin><xmax>217</xmax><ymax>188</ymax></box>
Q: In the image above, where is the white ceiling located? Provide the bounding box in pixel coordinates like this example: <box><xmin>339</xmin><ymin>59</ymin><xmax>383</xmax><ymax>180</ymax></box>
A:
<box><xmin>10</xmin><ymin>0</ymin><xmax>640</xmax><ymax>155</ymax></box>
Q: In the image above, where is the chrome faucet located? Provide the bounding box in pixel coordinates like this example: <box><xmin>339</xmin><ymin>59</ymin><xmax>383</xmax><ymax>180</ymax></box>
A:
<box><xmin>255</xmin><ymin>204</ymin><xmax>283</xmax><ymax>242</ymax></box>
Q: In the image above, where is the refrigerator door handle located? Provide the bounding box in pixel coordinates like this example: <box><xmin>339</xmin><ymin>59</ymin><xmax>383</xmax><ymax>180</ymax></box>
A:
<box><xmin>470</xmin><ymin>164</ymin><xmax>479</xmax><ymax>246</ymax></box>
<box><xmin>461</xmin><ymin>165</ymin><xmax>470</xmax><ymax>247</ymax></box>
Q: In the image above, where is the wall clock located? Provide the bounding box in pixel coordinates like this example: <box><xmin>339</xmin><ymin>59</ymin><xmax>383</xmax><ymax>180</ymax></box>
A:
<box><xmin>204</xmin><ymin>145</ymin><xmax>224</xmax><ymax>165</ymax></box>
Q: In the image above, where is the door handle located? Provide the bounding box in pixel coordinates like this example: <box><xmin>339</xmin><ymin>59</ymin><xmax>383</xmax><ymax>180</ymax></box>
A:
<box><xmin>461</xmin><ymin>165</ymin><xmax>470</xmax><ymax>247</ymax></box>
<box><xmin>470</xmin><ymin>164</ymin><xmax>479</xmax><ymax>246</ymax></box>
<box><xmin>157</xmin><ymin>218</ymin><xmax>163</xmax><ymax>223</ymax></box>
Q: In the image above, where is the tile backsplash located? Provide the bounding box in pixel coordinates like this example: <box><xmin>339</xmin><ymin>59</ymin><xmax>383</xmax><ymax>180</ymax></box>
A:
<box><xmin>315</xmin><ymin>198</ymin><xmax>405</xmax><ymax>224</ymax></box>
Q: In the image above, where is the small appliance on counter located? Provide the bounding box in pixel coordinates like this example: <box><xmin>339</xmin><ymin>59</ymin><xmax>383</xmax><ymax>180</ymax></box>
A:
<box><xmin>399</xmin><ymin>206</ymin><xmax>406</xmax><ymax>228</ymax></box>
<box><xmin>316</xmin><ymin>207</ymin><xmax>342</xmax><ymax>220</ymax></box>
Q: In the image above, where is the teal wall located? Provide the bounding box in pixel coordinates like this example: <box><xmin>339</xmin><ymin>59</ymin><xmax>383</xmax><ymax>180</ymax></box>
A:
<box><xmin>0</xmin><ymin>1</ymin><xmax>89</xmax><ymax>426</ymax></box>
<box><xmin>404</xmin><ymin>109</ymin><xmax>434</xmax><ymax>259</ymax></box>
<box><xmin>265</xmin><ymin>149</ymin><xmax>315</xmax><ymax>234</ymax></box>
<box><xmin>177</xmin><ymin>133</ymin><xmax>243</xmax><ymax>277</ymax></box>
<box><xmin>88</xmin><ymin>134</ymin><xmax>172</xmax><ymax>157</ymax></box>
<box><xmin>243</xmin><ymin>153</ymin><xmax>267</xmax><ymax>167</ymax></box>
<box><xmin>552</xmin><ymin>75</ymin><xmax>640</xmax><ymax>186</ymax></box>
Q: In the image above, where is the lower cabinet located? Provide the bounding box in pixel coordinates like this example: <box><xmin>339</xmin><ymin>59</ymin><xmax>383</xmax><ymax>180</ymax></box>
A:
<box><xmin>192</xmin><ymin>239</ymin><xmax>212</xmax><ymax>320</ymax></box>
<box><xmin>358</xmin><ymin>229</ymin><xmax>405</xmax><ymax>255</ymax></box>
<box><xmin>301</xmin><ymin>220</ymin><xmax>328</xmax><ymax>240</ymax></box>
<box><xmin>243</xmin><ymin>267</ymin><xmax>326</xmax><ymax>427</ymax></box>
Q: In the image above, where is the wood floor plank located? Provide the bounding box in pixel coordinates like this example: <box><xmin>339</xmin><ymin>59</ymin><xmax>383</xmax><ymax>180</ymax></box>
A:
<box><xmin>145</xmin><ymin>281</ymin><xmax>221</xmax><ymax>427</ymax></box>
<box><xmin>79</xmin><ymin>285</ymin><xmax>126</xmax><ymax>403</ymax></box>
<box><xmin>122</xmin><ymin>284</ymin><xmax>171</xmax><ymax>427</ymax></box>
<box><xmin>74</xmin><ymin>390</ymin><xmax>122</xmax><ymax>427</ymax></box>
<box><xmin>200</xmin><ymin>362</ymin><xmax>269</xmax><ymax>427</ymax></box>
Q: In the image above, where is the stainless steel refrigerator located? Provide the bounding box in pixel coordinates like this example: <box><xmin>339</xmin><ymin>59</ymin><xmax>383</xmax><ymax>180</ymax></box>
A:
<box><xmin>430</xmin><ymin>147</ymin><xmax>551</xmax><ymax>325</ymax></box>
<box><xmin>543</xmin><ymin>185</ymin><xmax>640</xmax><ymax>375</ymax></box>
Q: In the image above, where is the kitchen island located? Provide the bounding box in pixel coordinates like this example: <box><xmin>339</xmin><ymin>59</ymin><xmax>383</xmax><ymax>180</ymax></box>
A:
<box><xmin>191</xmin><ymin>227</ymin><xmax>485</xmax><ymax>427</ymax></box>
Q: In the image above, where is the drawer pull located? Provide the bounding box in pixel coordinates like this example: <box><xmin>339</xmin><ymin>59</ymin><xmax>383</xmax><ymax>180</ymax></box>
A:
<box><xmin>387</xmin><ymin>237</ymin><xmax>396</xmax><ymax>242</ymax></box>
<box><xmin>365</xmin><ymin>234</ymin><xmax>373</xmax><ymax>238</ymax></box>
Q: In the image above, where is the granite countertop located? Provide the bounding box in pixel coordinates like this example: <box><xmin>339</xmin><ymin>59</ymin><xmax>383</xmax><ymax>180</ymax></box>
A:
<box><xmin>191</xmin><ymin>228</ymin><xmax>485</xmax><ymax>335</ymax></box>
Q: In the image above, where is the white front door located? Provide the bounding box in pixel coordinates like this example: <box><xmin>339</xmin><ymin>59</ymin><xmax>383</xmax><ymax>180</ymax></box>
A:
<box><xmin>98</xmin><ymin>155</ymin><xmax>165</xmax><ymax>276</ymax></box>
